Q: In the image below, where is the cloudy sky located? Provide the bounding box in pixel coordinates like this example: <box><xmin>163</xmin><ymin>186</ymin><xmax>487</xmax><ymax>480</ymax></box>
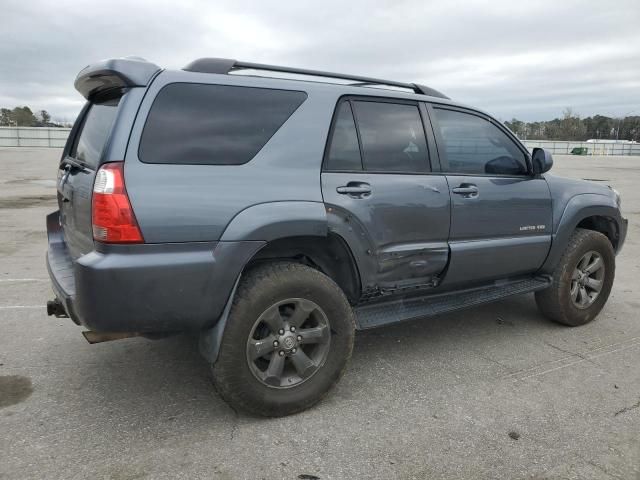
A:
<box><xmin>1</xmin><ymin>0</ymin><xmax>639</xmax><ymax>123</ymax></box>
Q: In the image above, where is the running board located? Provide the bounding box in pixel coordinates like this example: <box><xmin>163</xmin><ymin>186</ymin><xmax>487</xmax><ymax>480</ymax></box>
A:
<box><xmin>354</xmin><ymin>277</ymin><xmax>550</xmax><ymax>330</ymax></box>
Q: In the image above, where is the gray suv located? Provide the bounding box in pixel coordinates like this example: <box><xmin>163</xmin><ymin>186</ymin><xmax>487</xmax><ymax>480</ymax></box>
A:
<box><xmin>47</xmin><ymin>57</ymin><xmax>628</xmax><ymax>416</ymax></box>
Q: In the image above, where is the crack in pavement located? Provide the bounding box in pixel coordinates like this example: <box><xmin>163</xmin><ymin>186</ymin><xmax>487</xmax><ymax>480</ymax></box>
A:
<box><xmin>543</xmin><ymin>340</ymin><xmax>600</xmax><ymax>367</ymax></box>
<box><xmin>614</xmin><ymin>398</ymin><xmax>640</xmax><ymax>417</ymax></box>
<box><xmin>503</xmin><ymin>337</ymin><xmax>640</xmax><ymax>381</ymax></box>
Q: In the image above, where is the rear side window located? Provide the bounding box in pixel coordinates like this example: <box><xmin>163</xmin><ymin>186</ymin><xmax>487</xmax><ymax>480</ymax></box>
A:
<box><xmin>70</xmin><ymin>98</ymin><xmax>120</xmax><ymax>169</ymax></box>
<box><xmin>139</xmin><ymin>83</ymin><xmax>307</xmax><ymax>165</ymax></box>
<box><xmin>325</xmin><ymin>102</ymin><xmax>362</xmax><ymax>171</ymax></box>
<box><xmin>432</xmin><ymin>108</ymin><xmax>527</xmax><ymax>175</ymax></box>
<box><xmin>352</xmin><ymin>101</ymin><xmax>428</xmax><ymax>173</ymax></box>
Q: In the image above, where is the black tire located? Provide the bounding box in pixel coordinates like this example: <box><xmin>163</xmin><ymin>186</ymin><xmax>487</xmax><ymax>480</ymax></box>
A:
<box><xmin>211</xmin><ymin>262</ymin><xmax>355</xmax><ymax>417</ymax></box>
<box><xmin>535</xmin><ymin>228</ymin><xmax>615</xmax><ymax>326</ymax></box>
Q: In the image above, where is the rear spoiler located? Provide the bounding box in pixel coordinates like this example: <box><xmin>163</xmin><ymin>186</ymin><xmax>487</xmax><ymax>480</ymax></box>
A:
<box><xmin>74</xmin><ymin>57</ymin><xmax>161</xmax><ymax>100</ymax></box>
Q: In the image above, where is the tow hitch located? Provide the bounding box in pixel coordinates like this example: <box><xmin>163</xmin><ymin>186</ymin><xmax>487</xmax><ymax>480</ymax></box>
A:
<box><xmin>46</xmin><ymin>299</ymin><xmax>68</xmax><ymax>318</ymax></box>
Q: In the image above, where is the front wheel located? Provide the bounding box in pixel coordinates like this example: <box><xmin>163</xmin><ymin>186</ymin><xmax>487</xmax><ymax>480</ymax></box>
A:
<box><xmin>535</xmin><ymin>228</ymin><xmax>615</xmax><ymax>326</ymax></box>
<box><xmin>211</xmin><ymin>262</ymin><xmax>355</xmax><ymax>416</ymax></box>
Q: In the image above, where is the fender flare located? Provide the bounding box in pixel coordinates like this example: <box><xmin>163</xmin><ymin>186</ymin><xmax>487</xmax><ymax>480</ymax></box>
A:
<box><xmin>539</xmin><ymin>193</ymin><xmax>621</xmax><ymax>274</ymax></box>
<box><xmin>220</xmin><ymin>201</ymin><xmax>327</xmax><ymax>242</ymax></box>
<box><xmin>201</xmin><ymin>201</ymin><xmax>329</xmax><ymax>363</ymax></box>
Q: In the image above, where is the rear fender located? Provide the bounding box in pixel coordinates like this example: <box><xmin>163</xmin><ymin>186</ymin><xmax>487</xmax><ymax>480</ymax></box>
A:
<box><xmin>220</xmin><ymin>201</ymin><xmax>327</xmax><ymax>241</ymax></box>
<box><xmin>201</xmin><ymin>201</ymin><xmax>328</xmax><ymax>363</ymax></box>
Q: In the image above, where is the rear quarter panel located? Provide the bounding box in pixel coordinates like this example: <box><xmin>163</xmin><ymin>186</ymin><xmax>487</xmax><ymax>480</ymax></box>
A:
<box><xmin>124</xmin><ymin>71</ymin><xmax>339</xmax><ymax>243</ymax></box>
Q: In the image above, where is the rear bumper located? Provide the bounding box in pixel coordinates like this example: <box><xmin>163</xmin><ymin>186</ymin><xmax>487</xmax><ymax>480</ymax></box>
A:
<box><xmin>46</xmin><ymin>212</ymin><xmax>80</xmax><ymax>324</ymax></box>
<box><xmin>46</xmin><ymin>211</ymin><xmax>264</xmax><ymax>332</ymax></box>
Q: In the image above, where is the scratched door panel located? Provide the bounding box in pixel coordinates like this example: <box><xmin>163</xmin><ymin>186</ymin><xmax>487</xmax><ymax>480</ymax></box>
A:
<box><xmin>322</xmin><ymin>172</ymin><xmax>450</xmax><ymax>290</ymax></box>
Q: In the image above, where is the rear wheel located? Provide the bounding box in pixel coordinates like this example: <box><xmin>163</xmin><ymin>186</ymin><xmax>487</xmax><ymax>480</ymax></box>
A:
<box><xmin>535</xmin><ymin>229</ymin><xmax>615</xmax><ymax>326</ymax></box>
<box><xmin>211</xmin><ymin>262</ymin><xmax>355</xmax><ymax>416</ymax></box>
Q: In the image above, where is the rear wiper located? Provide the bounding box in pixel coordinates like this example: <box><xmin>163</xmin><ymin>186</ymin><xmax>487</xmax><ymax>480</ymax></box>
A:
<box><xmin>60</xmin><ymin>156</ymin><xmax>89</xmax><ymax>172</ymax></box>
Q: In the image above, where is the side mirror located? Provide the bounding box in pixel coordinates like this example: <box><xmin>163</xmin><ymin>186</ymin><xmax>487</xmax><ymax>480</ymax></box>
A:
<box><xmin>531</xmin><ymin>148</ymin><xmax>553</xmax><ymax>174</ymax></box>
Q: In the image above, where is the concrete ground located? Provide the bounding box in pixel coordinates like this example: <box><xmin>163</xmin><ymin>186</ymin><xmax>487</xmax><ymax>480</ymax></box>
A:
<box><xmin>0</xmin><ymin>148</ymin><xmax>638</xmax><ymax>480</ymax></box>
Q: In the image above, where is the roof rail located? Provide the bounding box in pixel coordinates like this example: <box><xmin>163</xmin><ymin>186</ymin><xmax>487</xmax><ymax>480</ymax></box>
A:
<box><xmin>182</xmin><ymin>58</ymin><xmax>449</xmax><ymax>99</ymax></box>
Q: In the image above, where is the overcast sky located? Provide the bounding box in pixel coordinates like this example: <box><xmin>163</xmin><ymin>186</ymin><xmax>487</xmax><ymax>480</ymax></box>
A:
<box><xmin>1</xmin><ymin>0</ymin><xmax>639</xmax><ymax>123</ymax></box>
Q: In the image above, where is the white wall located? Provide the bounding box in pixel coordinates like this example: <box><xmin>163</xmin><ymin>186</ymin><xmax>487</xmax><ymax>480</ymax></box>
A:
<box><xmin>0</xmin><ymin>127</ymin><xmax>71</xmax><ymax>148</ymax></box>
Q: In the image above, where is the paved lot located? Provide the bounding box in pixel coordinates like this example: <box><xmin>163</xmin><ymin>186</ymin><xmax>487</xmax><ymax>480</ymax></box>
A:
<box><xmin>0</xmin><ymin>148</ymin><xmax>638</xmax><ymax>480</ymax></box>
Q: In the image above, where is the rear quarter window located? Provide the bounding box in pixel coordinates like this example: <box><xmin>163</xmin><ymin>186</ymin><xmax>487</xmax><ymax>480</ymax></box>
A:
<box><xmin>138</xmin><ymin>83</ymin><xmax>307</xmax><ymax>165</ymax></box>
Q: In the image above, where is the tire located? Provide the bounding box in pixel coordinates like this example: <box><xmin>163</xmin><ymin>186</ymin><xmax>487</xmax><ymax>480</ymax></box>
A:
<box><xmin>211</xmin><ymin>262</ymin><xmax>355</xmax><ymax>417</ymax></box>
<box><xmin>535</xmin><ymin>228</ymin><xmax>615</xmax><ymax>326</ymax></box>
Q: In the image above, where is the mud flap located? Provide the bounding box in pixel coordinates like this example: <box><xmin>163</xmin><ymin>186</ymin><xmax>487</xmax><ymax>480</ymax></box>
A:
<box><xmin>199</xmin><ymin>275</ymin><xmax>242</xmax><ymax>363</ymax></box>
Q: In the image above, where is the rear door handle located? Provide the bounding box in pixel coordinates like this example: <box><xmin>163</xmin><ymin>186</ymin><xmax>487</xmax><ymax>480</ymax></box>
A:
<box><xmin>336</xmin><ymin>183</ymin><xmax>371</xmax><ymax>197</ymax></box>
<box><xmin>452</xmin><ymin>184</ymin><xmax>479</xmax><ymax>198</ymax></box>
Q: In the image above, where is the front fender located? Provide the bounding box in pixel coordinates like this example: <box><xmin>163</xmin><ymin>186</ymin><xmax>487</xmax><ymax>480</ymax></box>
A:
<box><xmin>220</xmin><ymin>201</ymin><xmax>327</xmax><ymax>242</ymax></box>
<box><xmin>539</xmin><ymin>193</ymin><xmax>622</xmax><ymax>274</ymax></box>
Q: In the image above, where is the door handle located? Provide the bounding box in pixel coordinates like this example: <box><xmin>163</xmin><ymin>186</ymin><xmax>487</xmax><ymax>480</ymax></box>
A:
<box><xmin>452</xmin><ymin>184</ymin><xmax>479</xmax><ymax>198</ymax></box>
<box><xmin>336</xmin><ymin>183</ymin><xmax>371</xmax><ymax>197</ymax></box>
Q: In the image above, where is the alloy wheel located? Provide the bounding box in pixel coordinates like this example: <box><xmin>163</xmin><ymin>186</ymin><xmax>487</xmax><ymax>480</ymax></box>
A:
<box><xmin>246</xmin><ymin>298</ymin><xmax>331</xmax><ymax>388</ymax></box>
<box><xmin>570</xmin><ymin>250</ymin><xmax>605</xmax><ymax>309</ymax></box>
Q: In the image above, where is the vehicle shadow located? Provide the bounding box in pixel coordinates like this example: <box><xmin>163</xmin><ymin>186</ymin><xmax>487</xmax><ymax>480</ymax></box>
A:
<box><xmin>59</xmin><ymin>294</ymin><xmax>553</xmax><ymax>420</ymax></box>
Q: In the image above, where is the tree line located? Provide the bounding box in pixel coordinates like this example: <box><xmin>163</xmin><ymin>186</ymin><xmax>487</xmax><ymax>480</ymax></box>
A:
<box><xmin>0</xmin><ymin>106</ymin><xmax>71</xmax><ymax>128</ymax></box>
<box><xmin>504</xmin><ymin>108</ymin><xmax>640</xmax><ymax>142</ymax></box>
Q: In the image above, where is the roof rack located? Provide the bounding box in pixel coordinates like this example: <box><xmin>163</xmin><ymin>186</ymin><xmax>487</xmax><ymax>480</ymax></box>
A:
<box><xmin>182</xmin><ymin>58</ymin><xmax>449</xmax><ymax>99</ymax></box>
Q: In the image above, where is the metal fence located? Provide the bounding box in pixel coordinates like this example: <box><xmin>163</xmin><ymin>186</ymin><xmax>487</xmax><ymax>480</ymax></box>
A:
<box><xmin>0</xmin><ymin>126</ymin><xmax>71</xmax><ymax>148</ymax></box>
<box><xmin>522</xmin><ymin>140</ymin><xmax>640</xmax><ymax>156</ymax></box>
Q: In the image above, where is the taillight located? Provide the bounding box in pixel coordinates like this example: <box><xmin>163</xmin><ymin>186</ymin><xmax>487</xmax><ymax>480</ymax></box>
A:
<box><xmin>92</xmin><ymin>162</ymin><xmax>144</xmax><ymax>243</ymax></box>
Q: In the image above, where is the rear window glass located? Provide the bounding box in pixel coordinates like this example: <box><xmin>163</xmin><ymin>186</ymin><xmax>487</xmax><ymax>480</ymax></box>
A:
<box><xmin>352</xmin><ymin>101</ymin><xmax>429</xmax><ymax>173</ymax></box>
<box><xmin>139</xmin><ymin>83</ymin><xmax>307</xmax><ymax>165</ymax></box>
<box><xmin>71</xmin><ymin>98</ymin><xmax>120</xmax><ymax>169</ymax></box>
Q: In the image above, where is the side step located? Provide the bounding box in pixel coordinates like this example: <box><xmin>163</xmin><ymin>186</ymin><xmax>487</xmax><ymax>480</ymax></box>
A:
<box><xmin>354</xmin><ymin>277</ymin><xmax>550</xmax><ymax>330</ymax></box>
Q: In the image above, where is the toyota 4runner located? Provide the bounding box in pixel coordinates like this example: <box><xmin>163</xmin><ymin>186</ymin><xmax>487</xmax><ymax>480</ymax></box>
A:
<box><xmin>46</xmin><ymin>57</ymin><xmax>628</xmax><ymax>416</ymax></box>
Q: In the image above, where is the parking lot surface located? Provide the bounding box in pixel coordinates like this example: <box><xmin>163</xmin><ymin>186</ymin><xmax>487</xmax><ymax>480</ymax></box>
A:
<box><xmin>1</xmin><ymin>148</ymin><xmax>638</xmax><ymax>479</ymax></box>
